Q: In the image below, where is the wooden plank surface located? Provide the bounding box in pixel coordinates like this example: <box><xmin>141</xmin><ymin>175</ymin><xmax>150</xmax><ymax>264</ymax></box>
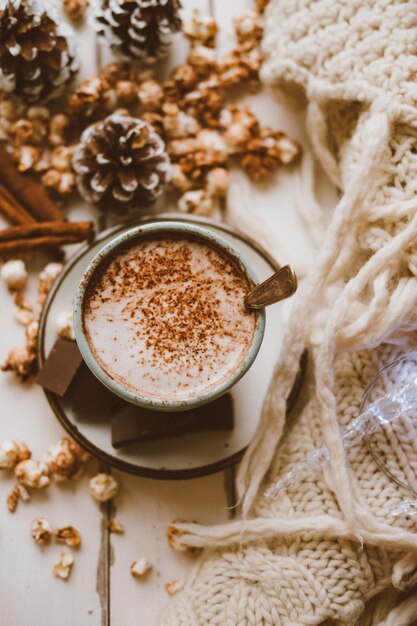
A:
<box><xmin>0</xmin><ymin>1</ymin><xmax>336</xmax><ymax>625</ymax></box>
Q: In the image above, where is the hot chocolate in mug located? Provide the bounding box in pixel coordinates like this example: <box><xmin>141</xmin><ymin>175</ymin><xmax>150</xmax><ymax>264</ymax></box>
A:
<box><xmin>74</xmin><ymin>221</ymin><xmax>266</xmax><ymax>411</ymax></box>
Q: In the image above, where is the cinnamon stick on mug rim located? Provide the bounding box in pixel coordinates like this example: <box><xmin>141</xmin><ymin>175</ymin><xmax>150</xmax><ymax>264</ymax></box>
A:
<box><xmin>0</xmin><ymin>145</ymin><xmax>64</xmax><ymax>223</ymax></box>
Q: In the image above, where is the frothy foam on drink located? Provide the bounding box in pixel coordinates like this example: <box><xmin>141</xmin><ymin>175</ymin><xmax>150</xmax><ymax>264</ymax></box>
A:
<box><xmin>83</xmin><ymin>235</ymin><xmax>257</xmax><ymax>402</ymax></box>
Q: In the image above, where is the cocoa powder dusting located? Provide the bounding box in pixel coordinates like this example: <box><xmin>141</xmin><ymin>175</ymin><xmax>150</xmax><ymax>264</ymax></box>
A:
<box><xmin>83</xmin><ymin>235</ymin><xmax>257</xmax><ymax>399</ymax></box>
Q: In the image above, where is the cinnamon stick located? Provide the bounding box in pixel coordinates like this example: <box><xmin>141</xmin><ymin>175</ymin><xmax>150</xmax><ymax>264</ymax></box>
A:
<box><xmin>0</xmin><ymin>221</ymin><xmax>94</xmax><ymax>255</ymax></box>
<box><xmin>0</xmin><ymin>183</ymin><xmax>37</xmax><ymax>225</ymax></box>
<box><xmin>0</xmin><ymin>221</ymin><xmax>94</xmax><ymax>242</ymax></box>
<box><xmin>0</xmin><ymin>145</ymin><xmax>64</xmax><ymax>222</ymax></box>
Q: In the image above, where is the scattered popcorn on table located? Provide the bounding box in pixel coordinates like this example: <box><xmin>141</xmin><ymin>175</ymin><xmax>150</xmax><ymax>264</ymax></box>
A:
<box><xmin>7</xmin><ymin>486</ymin><xmax>20</xmax><ymax>513</ymax></box>
<box><xmin>54</xmin><ymin>525</ymin><xmax>81</xmax><ymax>548</ymax></box>
<box><xmin>13</xmin><ymin>303</ymin><xmax>34</xmax><ymax>326</ymax></box>
<box><xmin>7</xmin><ymin>484</ymin><xmax>30</xmax><ymax>513</ymax></box>
<box><xmin>137</xmin><ymin>79</ymin><xmax>163</xmax><ymax>111</ymax></box>
<box><xmin>25</xmin><ymin>320</ymin><xmax>38</xmax><ymax>351</ymax></box>
<box><xmin>165</xmin><ymin>578</ymin><xmax>184</xmax><ymax>596</ymax></box>
<box><xmin>15</xmin><ymin>459</ymin><xmax>50</xmax><ymax>489</ymax></box>
<box><xmin>31</xmin><ymin>517</ymin><xmax>52</xmax><ymax>546</ymax></box>
<box><xmin>38</xmin><ymin>263</ymin><xmax>63</xmax><ymax>306</ymax></box>
<box><xmin>89</xmin><ymin>473</ymin><xmax>118</xmax><ymax>502</ymax></box>
<box><xmin>178</xmin><ymin>189</ymin><xmax>219</xmax><ymax>217</ymax></box>
<box><xmin>107</xmin><ymin>518</ymin><xmax>124</xmax><ymax>534</ymax></box>
<box><xmin>1</xmin><ymin>345</ymin><xmax>37</xmax><ymax>381</ymax></box>
<box><xmin>206</xmin><ymin>167</ymin><xmax>229</xmax><ymax>197</ymax></box>
<box><xmin>1</xmin><ymin>260</ymin><xmax>27</xmax><ymax>291</ymax></box>
<box><xmin>0</xmin><ymin>440</ymin><xmax>31</xmax><ymax>469</ymax></box>
<box><xmin>183</xmin><ymin>9</ymin><xmax>218</xmax><ymax>47</ymax></box>
<box><xmin>45</xmin><ymin>437</ymin><xmax>91</xmax><ymax>480</ymax></box>
<box><xmin>53</xmin><ymin>552</ymin><xmax>74</xmax><ymax>580</ymax></box>
<box><xmin>55</xmin><ymin>310</ymin><xmax>75</xmax><ymax>341</ymax></box>
<box><xmin>130</xmin><ymin>558</ymin><xmax>153</xmax><ymax>579</ymax></box>
<box><xmin>187</xmin><ymin>45</ymin><xmax>216</xmax><ymax>76</ymax></box>
<box><xmin>166</xmin><ymin>519</ymin><xmax>203</xmax><ymax>557</ymax></box>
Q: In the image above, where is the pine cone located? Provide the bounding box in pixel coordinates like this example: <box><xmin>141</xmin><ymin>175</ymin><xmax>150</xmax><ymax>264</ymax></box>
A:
<box><xmin>0</xmin><ymin>0</ymin><xmax>78</xmax><ymax>103</ymax></box>
<box><xmin>92</xmin><ymin>0</ymin><xmax>182</xmax><ymax>63</ymax></box>
<box><xmin>72</xmin><ymin>113</ymin><xmax>170</xmax><ymax>212</ymax></box>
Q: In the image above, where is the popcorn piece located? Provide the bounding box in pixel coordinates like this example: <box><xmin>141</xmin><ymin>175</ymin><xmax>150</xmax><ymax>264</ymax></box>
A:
<box><xmin>50</xmin><ymin>146</ymin><xmax>75</xmax><ymax>172</ymax></box>
<box><xmin>137</xmin><ymin>80</ymin><xmax>163</xmax><ymax>111</ymax></box>
<box><xmin>7</xmin><ymin>486</ymin><xmax>19</xmax><ymax>513</ymax></box>
<box><xmin>166</xmin><ymin>519</ymin><xmax>203</xmax><ymax>557</ymax></box>
<box><xmin>63</xmin><ymin>0</ymin><xmax>88</xmax><ymax>22</ymax></box>
<box><xmin>162</xmin><ymin>80</ymin><xmax>182</xmax><ymax>104</ymax></box>
<box><xmin>15</xmin><ymin>459</ymin><xmax>50</xmax><ymax>489</ymax></box>
<box><xmin>171</xmin><ymin>64</ymin><xmax>197</xmax><ymax>91</ymax></box>
<box><xmin>13</xmin><ymin>145</ymin><xmax>42</xmax><ymax>172</ymax></box>
<box><xmin>183</xmin><ymin>9</ymin><xmax>218</xmax><ymax>47</ymax></box>
<box><xmin>38</xmin><ymin>263</ymin><xmax>63</xmax><ymax>306</ymax></box>
<box><xmin>169</xmin><ymin>164</ymin><xmax>193</xmax><ymax>193</ymax></box>
<box><xmin>49</xmin><ymin>114</ymin><xmax>70</xmax><ymax>147</ymax></box>
<box><xmin>272</xmin><ymin>134</ymin><xmax>303</xmax><ymax>164</ymax></box>
<box><xmin>66</xmin><ymin>76</ymin><xmax>107</xmax><ymax>119</ymax></box>
<box><xmin>0</xmin><ymin>440</ymin><xmax>31</xmax><ymax>469</ymax></box>
<box><xmin>178</xmin><ymin>189</ymin><xmax>219</xmax><ymax>217</ymax></box>
<box><xmin>14</xmin><ymin>303</ymin><xmax>34</xmax><ymax>326</ymax></box>
<box><xmin>206</xmin><ymin>167</ymin><xmax>229</xmax><ymax>197</ymax></box>
<box><xmin>165</xmin><ymin>579</ymin><xmax>184</xmax><ymax>596</ymax></box>
<box><xmin>240</xmin><ymin>131</ymin><xmax>302</xmax><ymax>181</ymax></box>
<box><xmin>1</xmin><ymin>345</ymin><xmax>36</xmax><ymax>381</ymax></box>
<box><xmin>7</xmin><ymin>483</ymin><xmax>30</xmax><ymax>513</ymax></box>
<box><xmin>10</xmin><ymin>119</ymin><xmax>45</xmax><ymax>146</ymax></box>
<box><xmin>54</xmin><ymin>525</ymin><xmax>81</xmax><ymax>548</ymax></box>
<box><xmin>42</xmin><ymin>169</ymin><xmax>76</xmax><ymax>198</ymax></box>
<box><xmin>107</xmin><ymin>518</ymin><xmax>124</xmax><ymax>534</ymax></box>
<box><xmin>45</xmin><ymin>437</ymin><xmax>91</xmax><ymax>480</ymax></box>
<box><xmin>234</xmin><ymin>11</ymin><xmax>263</xmax><ymax>46</ymax></box>
<box><xmin>162</xmin><ymin>104</ymin><xmax>200</xmax><ymax>139</ymax></box>
<box><xmin>183</xmin><ymin>87</ymin><xmax>224</xmax><ymax>128</ymax></box>
<box><xmin>31</xmin><ymin>517</ymin><xmax>52</xmax><ymax>546</ymax></box>
<box><xmin>115</xmin><ymin>80</ymin><xmax>138</xmax><ymax>105</ymax></box>
<box><xmin>197</xmin><ymin>129</ymin><xmax>229</xmax><ymax>162</ymax></box>
<box><xmin>25</xmin><ymin>319</ymin><xmax>38</xmax><ymax>352</ymax></box>
<box><xmin>53</xmin><ymin>552</ymin><xmax>74</xmax><ymax>580</ymax></box>
<box><xmin>167</xmin><ymin>137</ymin><xmax>199</xmax><ymax>157</ymax></box>
<box><xmin>187</xmin><ymin>46</ymin><xmax>217</xmax><ymax>76</ymax></box>
<box><xmin>89</xmin><ymin>473</ymin><xmax>118</xmax><ymax>502</ymax></box>
<box><xmin>130</xmin><ymin>558</ymin><xmax>152</xmax><ymax>579</ymax></box>
<box><xmin>1</xmin><ymin>259</ymin><xmax>27</xmax><ymax>291</ymax></box>
<box><xmin>217</xmin><ymin>54</ymin><xmax>250</xmax><ymax>89</ymax></box>
<box><xmin>56</xmin><ymin>310</ymin><xmax>75</xmax><ymax>341</ymax></box>
<box><xmin>221</xmin><ymin>105</ymin><xmax>259</xmax><ymax>151</ymax></box>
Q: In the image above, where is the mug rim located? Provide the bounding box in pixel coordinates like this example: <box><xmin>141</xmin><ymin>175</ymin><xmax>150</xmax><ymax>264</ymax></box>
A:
<box><xmin>73</xmin><ymin>220</ymin><xmax>266</xmax><ymax>412</ymax></box>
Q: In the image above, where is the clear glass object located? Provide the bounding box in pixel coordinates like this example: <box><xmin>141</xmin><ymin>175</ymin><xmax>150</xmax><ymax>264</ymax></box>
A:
<box><xmin>265</xmin><ymin>351</ymin><xmax>417</xmax><ymax>517</ymax></box>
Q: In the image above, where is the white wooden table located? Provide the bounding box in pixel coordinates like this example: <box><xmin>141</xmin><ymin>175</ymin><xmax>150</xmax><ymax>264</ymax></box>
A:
<box><xmin>0</xmin><ymin>2</ymin><xmax>336</xmax><ymax>624</ymax></box>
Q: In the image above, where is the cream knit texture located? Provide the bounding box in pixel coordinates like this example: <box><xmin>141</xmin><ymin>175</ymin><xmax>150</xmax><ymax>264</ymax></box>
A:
<box><xmin>160</xmin><ymin>1</ymin><xmax>417</xmax><ymax>624</ymax></box>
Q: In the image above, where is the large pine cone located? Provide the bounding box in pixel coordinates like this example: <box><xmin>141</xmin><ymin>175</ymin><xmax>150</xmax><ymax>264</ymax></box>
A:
<box><xmin>0</xmin><ymin>0</ymin><xmax>78</xmax><ymax>103</ymax></box>
<box><xmin>92</xmin><ymin>0</ymin><xmax>182</xmax><ymax>63</ymax></box>
<box><xmin>72</xmin><ymin>113</ymin><xmax>171</xmax><ymax>212</ymax></box>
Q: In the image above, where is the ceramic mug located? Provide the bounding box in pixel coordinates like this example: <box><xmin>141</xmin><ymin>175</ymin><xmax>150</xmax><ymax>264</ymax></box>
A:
<box><xmin>73</xmin><ymin>221</ymin><xmax>266</xmax><ymax>411</ymax></box>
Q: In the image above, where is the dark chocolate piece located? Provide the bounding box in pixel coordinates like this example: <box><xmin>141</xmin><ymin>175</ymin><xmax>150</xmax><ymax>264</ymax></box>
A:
<box><xmin>111</xmin><ymin>393</ymin><xmax>234</xmax><ymax>448</ymax></box>
<box><xmin>65</xmin><ymin>362</ymin><xmax>121</xmax><ymax>416</ymax></box>
<box><xmin>36</xmin><ymin>338</ymin><xmax>83</xmax><ymax>396</ymax></box>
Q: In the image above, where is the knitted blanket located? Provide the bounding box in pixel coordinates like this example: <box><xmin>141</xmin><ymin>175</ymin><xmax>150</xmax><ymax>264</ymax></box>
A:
<box><xmin>160</xmin><ymin>2</ymin><xmax>417</xmax><ymax>624</ymax></box>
